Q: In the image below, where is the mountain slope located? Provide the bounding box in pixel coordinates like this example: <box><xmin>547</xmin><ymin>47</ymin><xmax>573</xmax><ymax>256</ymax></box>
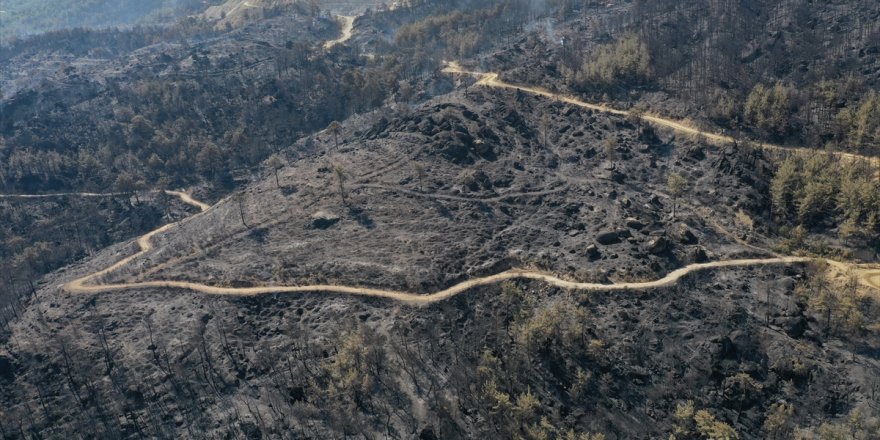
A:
<box><xmin>1</xmin><ymin>1</ymin><xmax>880</xmax><ymax>439</ymax></box>
<box><xmin>2</xmin><ymin>74</ymin><xmax>879</xmax><ymax>439</ymax></box>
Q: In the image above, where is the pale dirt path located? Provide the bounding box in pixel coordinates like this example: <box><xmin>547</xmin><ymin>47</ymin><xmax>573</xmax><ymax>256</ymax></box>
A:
<box><xmin>63</xmin><ymin>190</ymin><xmax>213</xmax><ymax>292</ymax></box>
<box><xmin>442</xmin><ymin>63</ymin><xmax>880</xmax><ymax>172</ymax></box>
<box><xmin>46</xmin><ymin>185</ymin><xmax>877</xmax><ymax>301</ymax></box>
<box><xmin>59</xmin><ymin>190</ymin><xmax>877</xmax><ymax>303</ymax></box>
<box><xmin>323</xmin><ymin>15</ymin><xmax>355</xmax><ymax>50</ymax></box>
<box><xmin>68</xmin><ymin>256</ymin><xmax>813</xmax><ymax>304</ymax></box>
<box><xmin>165</xmin><ymin>190</ymin><xmax>211</xmax><ymax>212</ymax></box>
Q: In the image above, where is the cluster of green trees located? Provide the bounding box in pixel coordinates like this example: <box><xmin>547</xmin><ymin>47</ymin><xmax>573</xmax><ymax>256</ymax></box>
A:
<box><xmin>561</xmin><ymin>39</ymin><xmax>879</xmax><ymax>155</ymax></box>
<box><xmin>735</xmin><ymin>82</ymin><xmax>880</xmax><ymax>151</ymax></box>
<box><xmin>395</xmin><ymin>10</ymin><xmax>486</xmax><ymax>57</ymax></box>
<box><xmin>763</xmin><ymin>403</ymin><xmax>880</xmax><ymax>440</ymax></box>
<box><xmin>744</xmin><ymin>84</ymin><xmax>796</xmax><ymax>140</ymax></box>
<box><xmin>796</xmin><ymin>265</ymin><xmax>866</xmax><ymax>336</ymax></box>
<box><xmin>833</xmin><ymin>90</ymin><xmax>880</xmax><ymax>152</ymax></box>
<box><xmin>565</xmin><ymin>35</ymin><xmax>653</xmax><ymax>91</ymax></box>
<box><xmin>771</xmin><ymin>155</ymin><xmax>879</xmax><ymax>243</ymax></box>
<box><xmin>670</xmin><ymin>400</ymin><xmax>738</xmax><ymax>440</ymax></box>
<box><xmin>388</xmin><ymin>0</ymin><xmax>598</xmax><ymax>77</ymax></box>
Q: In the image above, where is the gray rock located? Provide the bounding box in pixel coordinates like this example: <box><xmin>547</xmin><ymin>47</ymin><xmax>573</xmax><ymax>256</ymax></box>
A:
<box><xmin>646</xmin><ymin>236</ymin><xmax>669</xmax><ymax>254</ymax></box>
<box><xmin>586</xmin><ymin>244</ymin><xmax>601</xmax><ymax>260</ymax></box>
<box><xmin>774</xmin><ymin>316</ymin><xmax>807</xmax><ymax>338</ymax></box>
<box><xmin>310</xmin><ymin>210</ymin><xmax>340</xmax><ymax>229</ymax></box>
<box><xmin>678</xmin><ymin>224</ymin><xmax>699</xmax><ymax>244</ymax></box>
<box><xmin>687</xmin><ymin>147</ymin><xmax>706</xmax><ymax>161</ymax></box>
<box><xmin>596</xmin><ymin>231</ymin><xmax>621</xmax><ymax>245</ymax></box>
<box><xmin>625</xmin><ymin>217</ymin><xmax>645</xmax><ymax>230</ymax></box>
<box><xmin>690</xmin><ymin>246</ymin><xmax>708</xmax><ymax>262</ymax></box>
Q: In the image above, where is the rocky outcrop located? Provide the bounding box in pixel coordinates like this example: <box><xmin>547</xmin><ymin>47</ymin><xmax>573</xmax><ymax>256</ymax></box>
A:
<box><xmin>646</xmin><ymin>235</ymin><xmax>670</xmax><ymax>254</ymax></box>
<box><xmin>310</xmin><ymin>211</ymin><xmax>340</xmax><ymax>229</ymax></box>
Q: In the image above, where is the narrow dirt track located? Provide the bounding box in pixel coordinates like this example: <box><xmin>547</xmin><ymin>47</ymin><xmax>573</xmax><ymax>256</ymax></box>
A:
<box><xmin>323</xmin><ymin>15</ymin><xmax>355</xmax><ymax>50</ymax></box>
<box><xmin>57</xmin><ymin>189</ymin><xmax>878</xmax><ymax>303</ymax></box>
<box><xmin>442</xmin><ymin>62</ymin><xmax>880</xmax><ymax>171</ymax></box>
<box><xmin>66</xmin><ymin>251</ymin><xmax>811</xmax><ymax>304</ymax></box>
<box><xmin>165</xmin><ymin>189</ymin><xmax>211</xmax><ymax>212</ymax></box>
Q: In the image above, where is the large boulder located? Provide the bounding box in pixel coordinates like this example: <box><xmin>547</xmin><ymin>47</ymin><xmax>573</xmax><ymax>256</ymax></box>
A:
<box><xmin>625</xmin><ymin>217</ymin><xmax>645</xmax><ymax>230</ymax></box>
<box><xmin>646</xmin><ymin>235</ymin><xmax>669</xmax><ymax>254</ymax></box>
<box><xmin>686</xmin><ymin>146</ymin><xmax>706</xmax><ymax>161</ymax></box>
<box><xmin>690</xmin><ymin>246</ymin><xmax>709</xmax><ymax>263</ymax></box>
<box><xmin>677</xmin><ymin>224</ymin><xmax>699</xmax><ymax>244</ymax></box>
<box><xmin>586</xmin><ymin>244</ymin><xmax>602</xmax><ymax>261</ymax></box>
<box><xmin>596</xmin><ymin>230</ymin><xmax>621</xmax><ymax>245</ymax></box>
<box><xmin>310</xmin><ymin>211</ymin><xmax>340</xmax><ymax>229</ymax></box>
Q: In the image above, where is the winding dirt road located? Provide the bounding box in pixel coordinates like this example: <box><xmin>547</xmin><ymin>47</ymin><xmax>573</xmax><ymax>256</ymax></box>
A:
<box><xmin>323</xmin><ymin>15</ymin><xmax>355</xmax><ymax>50</ymax></box>
<box><xmin>442</xmin><ymin>62</ymin><xmax>880</xmax><ymax>170</ymax></box>
<box><xmin>56</xmin><ymin>188</ymin><xmax>878</xmax><ymax>303</ymax></box>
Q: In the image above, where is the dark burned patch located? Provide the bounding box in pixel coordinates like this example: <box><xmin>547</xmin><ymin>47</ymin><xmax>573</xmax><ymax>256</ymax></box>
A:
<box><xmin>248</xmin><ymin>227</ymin><xmax>269</xmax><ymax>242</ymax></box>
<box><xmin>0</xmin><ymin>356</ymin><xmax>14</xmax><ymax>382</ymax></box>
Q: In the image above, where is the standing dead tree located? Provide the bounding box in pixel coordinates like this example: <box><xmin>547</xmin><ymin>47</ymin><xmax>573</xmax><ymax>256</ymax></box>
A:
<box><xmin>233</xmin><ymin>192</ymin><xmax>249</xmax><ymax>228</ymax></box>
<box><xmin>333</xmin><ymin>165</ymin><xmax>348</xmax><ymax>205</ymax></box>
